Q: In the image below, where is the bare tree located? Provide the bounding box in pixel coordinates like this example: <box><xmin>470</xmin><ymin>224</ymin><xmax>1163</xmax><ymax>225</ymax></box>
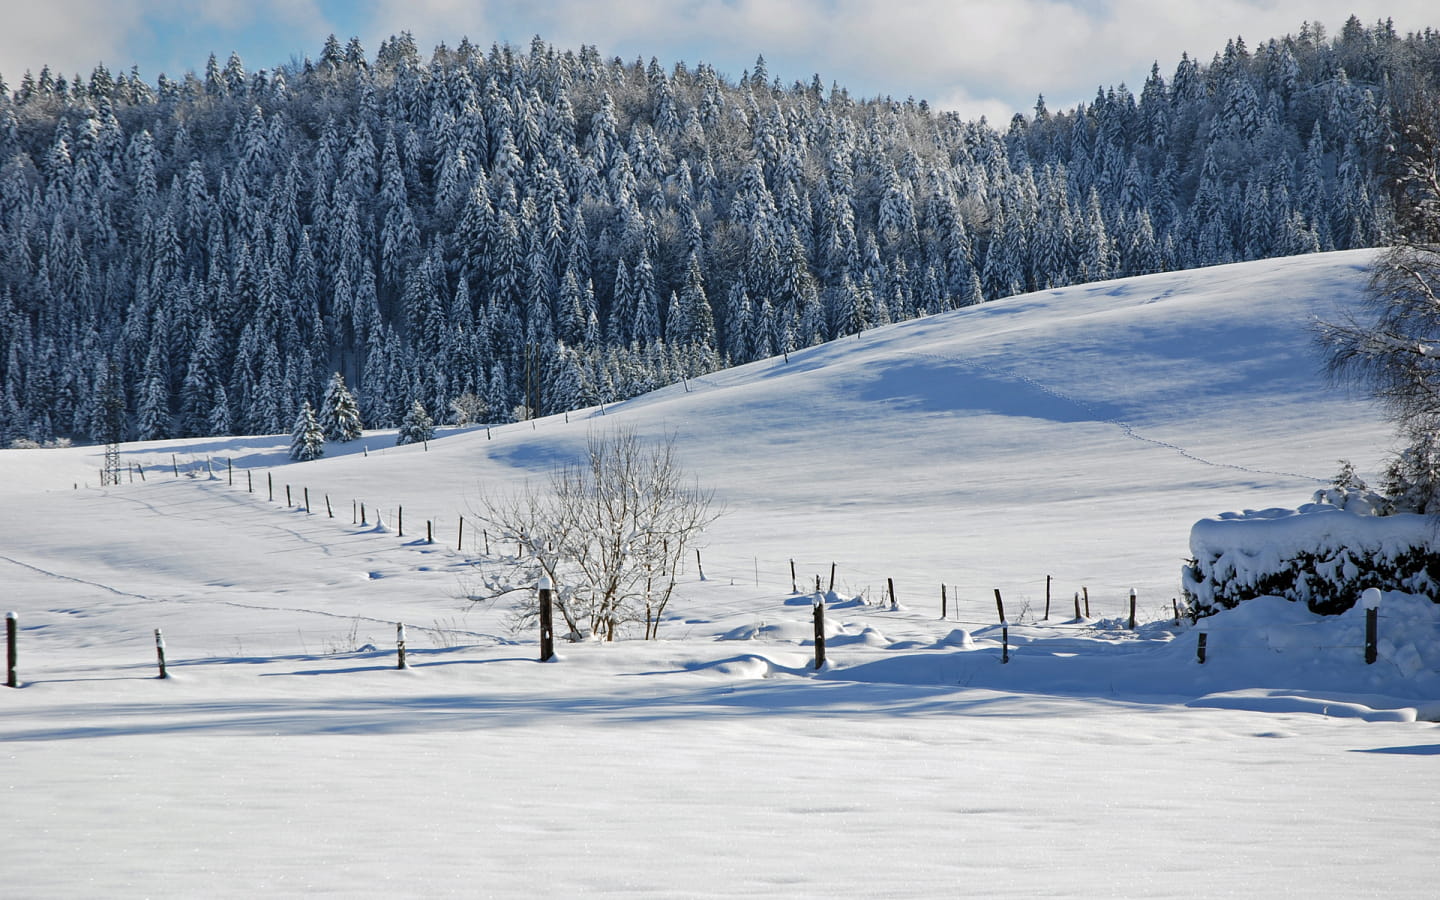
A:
<box><xmin>470</xmin><ymin>428</ymin><xmax>722</xmax><ymax>640</ymax></box>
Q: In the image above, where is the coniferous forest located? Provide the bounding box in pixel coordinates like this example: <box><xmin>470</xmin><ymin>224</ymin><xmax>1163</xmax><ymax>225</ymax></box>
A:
<box><xmin>1</xmin><ymin>17</ymin><xmax>1437</xmax><ymax>445</ymax></box>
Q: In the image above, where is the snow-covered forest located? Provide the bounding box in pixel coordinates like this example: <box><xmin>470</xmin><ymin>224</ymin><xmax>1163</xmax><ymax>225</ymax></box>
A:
<box><xmin>0</xmin><ymin>17</ymin><xmax>1428</xmax><ymax>444</ymax></box>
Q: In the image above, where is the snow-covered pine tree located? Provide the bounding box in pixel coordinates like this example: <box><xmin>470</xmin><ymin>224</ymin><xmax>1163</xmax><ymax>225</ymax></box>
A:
<box><xmin>289</xmin><ymin>401</ymin><xmax>325</xmax><ymax>461</ymax></box>
<box><xmin>320</xmin><ymin>372</ymin><xmax>364</xmax><ymax>441</ymax></box>
<box><xmin>396</xmin><ymin>398</ymin><xmax>435</xmax><ymax>446</ymax></box>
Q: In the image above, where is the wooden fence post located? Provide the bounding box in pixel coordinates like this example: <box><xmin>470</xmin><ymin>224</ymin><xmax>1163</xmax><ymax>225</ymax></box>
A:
<box><xmin>154</xmin><ymin>628</ymin><xmax>168</xmax><ymax>679</ymax></box>
<box><xmin>228</xmin><ymin>457</ymin><xmax>233</xmax><ymax>486</ymax></box>
<box><xmin>6</xmin><ymin>612</ymin><xmax>16</xmax><ymax>687</ymax></box>
<box><xmin>1074</xmin><ymin>591</ymin><xmax>1082</xmax><ymax>620</ymax></box>
<box><xmin>1363</xmin><ymin>588</ymin><xmax>1382</xmax><ymax>665</ymax></box>
<box><xmin>304</xmin><ymin>487</ymin><xmax>310</xmax><ymax>514</ymax></box>
<box><xmin>172</xmin><ymin>454</ymin><xmax>178</xmax><ymax>477</ymax></box>
<box><xmin>247</xmin><ymin>470</ymin><xmax>253</xmax><ymax>493</ymax></box>
<box><xmin>268</xmin><ymin>472</ymin><xmax>273</xmax><ymax>501</ymax></box>
<box><xmin>790</xmin><ymin>559</ymin><xmax>797</xmax><ymax>593</ymax></box>
<box><xmin>1083</xmin><ymin>586</ymin><xmax>1090</xmax><ymax>618</ymax></box>
<box><xmin>1128</xmin><ymin>588</ymin><xmax>1137</xmax><ymax>629</ymax></box>
<box><xmin>397</xmin><ymin>623</ymin><xmax>408</xmax><ymax>670</ymax></box>
<box><xmin>1045</xmin><ymin>575</ymin><xmax>1052</xmax><ymax>620</ymax></box>
<box><xmin>458</xmin><ymin>517</ymin><xmax>465</xmax><ymax>551</ymax></box>
<box><xmin>993</xmin><ymin>588</ymin><xmax>1006</xmax><ymax>624</ymax></box>
<box><xmin>427</xmin><ymin>520</ymin><xmax>433</xmax><ymax>544</ymax></box>
<box><xmin>1172</xmin><ymin>598</ymin><xmax>1180</xmax><ymax>625</ymax></box>
<box><xmin>887</xmin><ymin>578</ymin><xmax>897</xmax><ymax>610</ymax></box>
<box><xmin>941</xmin><ymin>584</ymin><xmax>947</xmax><ymax>620</ymax></box>
<box><xmin>326</xmin><ymin>495</ymin><xmax>333</xmax><ymax>518</ymax></box>
<box><xmin>1197</xmin><ymin>632</ymin><xmax>1208</xmax><ymax>664</ymax></box>
<box><xmin>285</xmin><ymin>485</ymin><xmax>292</xmax><ymax>507</ymax></box>
<box><xmin>538</xmin><ymin>576</ymin><xmax>555</xmax><ymax>662</ymax></box>
<box><xmin>695</xmin><ymin>549</ymin><xmax>704</xmax><ymax>580</ymax></box>
<box><xmin>398</xmin><ymin>506</ymin><xmax>404</xmax><ymax>537</ymax></box>
<box><xmin>828</xmin><ymin>563</ymin><xmax>836</xmax><ymax>594</ymax></box>
<box><xmin>813</xmin><ymin>600</ymin><xmax>827</xmax><ymax>670</ymax></box>
<box><xmin>1001</xmin><ymin>623</ymin><xmax>1010</xmax><ymax>663</ymax></box>
<box><xmin>361</xmin><ymin>503</ymin><xmax>367</xmax><ymax>525</ymax></box>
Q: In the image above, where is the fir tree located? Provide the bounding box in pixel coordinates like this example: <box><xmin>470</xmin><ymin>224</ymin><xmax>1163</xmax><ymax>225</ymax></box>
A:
<box><xmin>397</xmin><ymin>398</ymin><xmax>435</xmax><ymax>446</ymax></box>
<box><xmin>289</xmin><ymin>401</ymin><xmax>325</xmax><ymax>461</ymax></box>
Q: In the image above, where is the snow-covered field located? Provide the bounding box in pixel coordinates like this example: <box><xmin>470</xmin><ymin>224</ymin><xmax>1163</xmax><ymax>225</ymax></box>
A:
<box><xmin>4</xmin><ymin>250</ymin><xmax>1438</xmax><ymax>897</ymax></box>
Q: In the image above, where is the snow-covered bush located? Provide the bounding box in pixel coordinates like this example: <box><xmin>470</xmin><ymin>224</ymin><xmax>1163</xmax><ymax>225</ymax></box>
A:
<box><xmin>1182</xmin><ymin>504</ymin><xmax>1440</xmax><ymax>617</ymax></box>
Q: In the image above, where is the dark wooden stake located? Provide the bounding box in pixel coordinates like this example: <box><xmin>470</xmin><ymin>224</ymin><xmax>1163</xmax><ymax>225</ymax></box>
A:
<box><xmin>538</xmin><ymin>578</ymin><xmax>555</xmax><ymax>662</ymax></box>
<box><xmin>457</xmin><ymin>517</ymin><xmax>465</xmax><ymax>551</ymax></box>
<box><xmin>1083</xmin><ymin>586</ymin><xmax>1090</xmax><ymax>618</ymax></box>
<box><xmin>1128</xmin><ymin>588</ymin><xmax>1137</xmax><ymax>629</ymax></box>
<box><xmin>247</xmin><ymin>470</ymin><xmax>253</xmax><ymax>493</ymax></box>
<box><xmin>286</xmin><ymin>485</ymin><xmax>292</xmax><ymax>507</ymax></box>
<box><xmin>154</xmin><ymin>628</ymin><xmax>168</xmax><ymax>679</ymax></box>
<box><xmin>1172</xmin><ymin>598</ymin><xmax>1180</xmax><ymax>625</ymax></box>
<box><xmin>398</xmin><ymin>506</ymin><xmax>404</xmax><ymax>537</ymax></box>
<box><xmin>695</xmin><ymin>549</ymin><xmax>705</xmax><ymax>580</ymax></box>
<box><xmin>1001</xmin><ymin>624</ymin><xmax>1010</xmax><ymax>664</ymax></box>
<box><xmin>172</xmin><ymin>454</ymin><xmax>178</xmax><ymax>477</ymax></box>
<box><xmin>1365</xmin><ymin>607</ymin><xmax>1378</xmax><ymax>665</ymax></box>
<box><xmin>426</xmin><ymin>520</ymin><xmax>433</xmax><ymax>544</ymax></box>
<box><xmin>887</xmin><ymin>578</ymin><xmax>897</xmax><ymax>609</ymax></box>
<box><xmin>790</xmin><ymin>559</ymin><xmax>797</xmax><ymax>593</ymax></box>
<box><xmin>813</xmin><ymin>600</ymin><xmax>827</xmax><ymax>670</ymax></box>
<box><xmin>304</xmin><ymin>487</ymin><xmax>310</xmax><ymax>514</ymax></box>
<box><xmin>6</xmin><ymin>612</ymin><xmax>16</xmax><ymax>687</ymax></box>
<box><xmin>228</xmin><ymin>457</ymin><xmax>233</xmax><ymax>486</ymax></box>
<box><xmin>326</xmin><ymin>495</ymin><xmax>333</xmax><ymax>518</ymax></box>
<box><xmin>994</xmin><ymin>588</ymin><xmax>1006</xmax><ymax>624</ymax></box>
<box><xmin>268</xmin><ymin>472</ymin><xmax>273</xmax><ymax>501</ymax></box>
<box><xmin>397</xmin><ymin>623</ymin><xmax>408</xmax><ymax>670</ymax></box>
<box><xmin>361</xmin><ymin>503</ymin><xmax>367</xmax><ymax>525</ymax></box>
<box><xmin>1197</xmin><ymin>632</ymin><xmax>1208</xmax><ymax>664</ymax></box>
<box><xmin>1045</xmin><ymin>575</ymin><xmax>1052</xmax><ymax>620</ymax></box>
<box><xmin>941</xmin><ymin>584</ymin><xmax>948</xmax><ymax>620</ymax></box>
<box><xmin>1074</xmin><ymin>591</ymin><xmax>1082</xmax><ymax>620</ymax></box>
<box><xmin>828</xmin><ymin>563</ymin><xmax>836</xmax><ymax>594</ymax></box>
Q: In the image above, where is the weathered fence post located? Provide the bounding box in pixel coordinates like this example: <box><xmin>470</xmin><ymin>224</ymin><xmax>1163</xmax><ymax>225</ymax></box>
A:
<box><xmin>457</xmin><ymin>517</ymin><xmax>465</xmax><ymax>551</ymax></box>
<box><xmin>304</xmin><ymin>487</ymin><xmax>310</xmax><ymax>514</ymax></box>
<box><xmin>1128</xmin><ymin>588</ymin><xmax>1137</xmax><ymax>629</ymax></box>
<box><xmin>1001</xmin><ymin>622</ymin><xmax>1010</xmax><ymax>664</ymax></box>
<box><xmin>398</xmin><ymin>507</ymin><xmax>404</xmax><ymax>537</ymax></box>
<box><xmin>6</xmin><ymin>612</ymin><xmax>16</xmax><ymax>687</ymax></box>
<box><xmin>941</xmin><ymin>584</ymin><xmax>948</xmax><ymax>620</ymax></box>
<box><xmin>1363</xmin><ymin>587</ymin><xmax>1382</xmax><ymax>665</ymax></box>
<box><xmin>361</xmin><ymin>503</ymin><xmax>367</xmax><ymax>525</ymax></box>
<box><xmin>268</xmin><ymin>472</ymin><xmax>273</xmax><ymax>502</ymax></box>
<box><xmin>396</xmin><ymin>623</ymin><xmax>409</xmax><ymax>670</ymax></box>
<box><xmin>228</xmin><ymin>458</ymin><xmax>233</xmax><ymax>486</ymax></box>
<box><xmin>1073</xmin><ymin>591</ymin><xmax>1082</xmax><ymax>620</ymax></box>
<box><xmin>1045</xmin><ymin>574</ymin><xmax>1052</xmax><ymax>620</ymax></box>
<box><xmin>1083</xmin><ymin>586</ymin><xmax>1090</xmax><ymax>618</ymax></box>
<box><xmin>427</xmin><ymin>520</ymin><xmax>433</xmax><ymax>544</ymax></box>
<box><xmin>172</xmin><ymin>454</ymin><xmax>178</xmax><ymax>477</ymax></box>
<box><xmin>695</xmin><ymin>549</ymin><xmax>705</xmax><ymax>580</ymax></box>
<box><xmin>154</xmin><ymin>628</ymin><xmax>168</xmax><ymax>679</ymax></box>
<box><xmin>828</xmin><ymin>563</ymin><xmax>836</xmax><ymax>594</ymax></box>
<box><xmin>993</xmin><ymin>588</ymin><xmax>1006</xmax><ymax>624</ymax></box>
<box><xmin>538</xmin><ymin>576</ymin><xmax>555</xmax><ymax>662</ymax></box>
<box><xmin>790</xmin><ymin>559</ymin><xmax>797</xmax><ymax>594</ymax></box>
<box><xmin>326</xmin><ymin>495</ymin><xmax>333</xmax><ymax>518</ymax></box>
<box><xmin>887</xmin><ymin>578</ymin><xmax>897</xmax><ymax>610</ymax></box>
<box><xmin>286</xmin><ymin>485</ymin><xmax>292</xmax><ymax>507</ymax></box>
<box><xmin>247</xmin><ymin>470</ymin><xmax>253</xmax><ymax>493</ymax></box>
<box><xmin>1172</xmin><ymin>598</ymin><xmax>1181</xmax><ymax>625</ymax></box>
<box><xmin>813</xmin><ymin>600</ymin><xmax>827</xmax><ymax>670</ymax></box>
<box><xmin>1197</xmin><ymin>632</ymin><xmax>1208</xmax><ymax>664</ymax></box>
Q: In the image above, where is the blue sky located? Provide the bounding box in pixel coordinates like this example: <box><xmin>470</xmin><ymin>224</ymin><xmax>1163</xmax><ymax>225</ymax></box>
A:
<box><xmin>2</xmin><ymin>1</ymin><xmax>1435</xmax><ymax>122</ymax></box>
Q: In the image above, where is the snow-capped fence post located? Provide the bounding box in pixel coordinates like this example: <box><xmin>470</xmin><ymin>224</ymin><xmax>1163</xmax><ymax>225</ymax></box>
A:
<box><xmin>154</xmin><ymin>628</ymin><xmax>167</xmax><ymax>679</ymax></box>
<box><xmin>1045</xmin><ymin>575</ymin><xmax>1052</xmax><ymax>620</ymax></box>
<box><xmin>538</xmin><ymin>576</ymin><xmax>555</xmax><ymax>662</ymax></box>
<box><xmin>993</xmin><ymin>589</ymin><xmax>1006</xmax><ymax>624</ymax></box>
<box><xmin>813</xmin><ymin>600</ymin><xmax>827</xmax><ymax>670</ymax></box>
<box><xmin>1197</xmin><ymin>632</ymin><xmax>1208</xmax><ymax>664</ymax></box>
<box><xmin>6</xmin><ymin>612</ymin><xmax>16</xmax><ymax>687</ymax></box>
<box><xmin>828</xmin><ymin>563</ymin><xmax>836</xmax><ymax>594</ymax></box>
<box><xmin>1363</xmin><ymin>588</ymin><xmax>1381</xmax><ymax>665</ymax></box>
<box><xmin>396</xmin><ymin>623</ymin><xmax>408</xmax><ymax>670</ymax></box>
<box><xmin>1128</xmin><ymin>589</ymin><xmax>1137</xmax><ymax>629</ymax></box>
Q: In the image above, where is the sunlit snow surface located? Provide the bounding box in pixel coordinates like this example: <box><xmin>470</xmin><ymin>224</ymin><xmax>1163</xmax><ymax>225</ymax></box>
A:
<box><xmin>4</xmin><ymin>251</ymin><xmax>1438</xmax><ymax>897</ymax></box>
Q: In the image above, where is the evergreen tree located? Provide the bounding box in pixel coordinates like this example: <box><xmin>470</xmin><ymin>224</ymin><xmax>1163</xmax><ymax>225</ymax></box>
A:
<box><xmin>289</xmin><ymin>400</ymin><xmax>325</xmax><ymax>461</ymax></box>
<box><xmin>397</xmin><ymin>398</ymin><xmax>435</xmax><ymax>445</ymax></box>
<box><xmin>320</xmin><ymin>372</ymin><xmax>364</xmax><ymax>441</ymax></box>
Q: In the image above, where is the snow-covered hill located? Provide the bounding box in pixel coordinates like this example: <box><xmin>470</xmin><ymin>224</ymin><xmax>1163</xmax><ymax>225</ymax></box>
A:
<box><xmin>4</xmin><ymin>251</ymin><xmax>1437</xmax><ymax>897</ymax></box>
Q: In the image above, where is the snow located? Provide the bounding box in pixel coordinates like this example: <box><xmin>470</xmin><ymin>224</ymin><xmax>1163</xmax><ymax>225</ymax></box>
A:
<box><xmin>4</xmin><ymin>251</ymin><xmax>1440</xmax><ymax>896</ymax></box>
